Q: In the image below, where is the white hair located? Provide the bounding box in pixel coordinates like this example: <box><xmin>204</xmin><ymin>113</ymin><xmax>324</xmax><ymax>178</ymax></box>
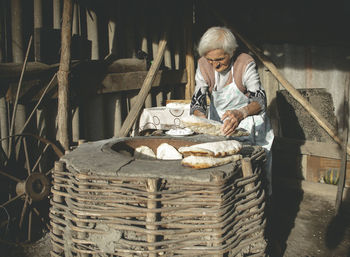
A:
<box><xmin>197</xmin><ymin>27</ymin><xmax>238</xmax><ymax>57</ymax></box>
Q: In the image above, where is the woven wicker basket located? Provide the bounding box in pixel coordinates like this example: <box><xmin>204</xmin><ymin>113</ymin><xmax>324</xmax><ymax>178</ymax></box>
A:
<box><xmin>49</xmin><ymin>136</ymin><xmax>267</xmax><ymax>256</ymax></box>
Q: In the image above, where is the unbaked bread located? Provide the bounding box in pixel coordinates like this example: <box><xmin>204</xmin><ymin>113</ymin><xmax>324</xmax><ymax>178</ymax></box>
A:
<box><xmin>156</xmin><ymin>143</ymin><xmax>183</xmax><ymax>160</ymax></box>
<box><xmin>182</xmin><ymin>154</ymin><xmax>242</xmax><ymax>169</ymax></box>
<box><xmin>134</xmin><ymin>145</ymin><xmax>156</xmax><ymax>159</ymax></box>
<box><xmin>178</xmin><ymin>140</ymin><xmax>242</xmax><ymax>157</ymax></box>
<box><xmin>181</xmin><ymin>115</ymin><xmax>249</xmax><ymax>137</ymax></box>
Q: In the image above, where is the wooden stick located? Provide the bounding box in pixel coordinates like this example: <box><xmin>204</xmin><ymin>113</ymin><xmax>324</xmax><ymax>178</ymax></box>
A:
<box><xmin>118</xmin><ymin>34</ymin><xmax>167</xmax><ymax>137</ymax></box>
<box><xmin>57</xmin><ymin>0</ymin><xmax>73</xmax><ymax>150</ymax></box>
<box><xmin>19</xmin><ymin>73</ymin><xmax>57</xmax><ymax>134</ymax></box>
<box><xmin>51</xmin><ymin>161</ymin><xmax>64</xmax><ymax>255</ymax></box>
<box><xmin>146</xmin><ymin>178</ymin><xmax>158</xmax><ymax>257</ymax></box>
<box><xmin>184</xmin><ymin>1</ymin><xmax>195</xmax><ymax>99</ymax></box>
<box><xmin>335</xmin><ymin>75</ymin><xmax>349</xmax><ymax>214</ymax></box>
<box><xmin>8</xmin><ymin>35</ymin><xmax>32</xmax><ymax>157</ymax></box>
<box><xmin>241</xmin><ymin>158</ymin><xmax>254</xmax><ymax>192</ymax></box>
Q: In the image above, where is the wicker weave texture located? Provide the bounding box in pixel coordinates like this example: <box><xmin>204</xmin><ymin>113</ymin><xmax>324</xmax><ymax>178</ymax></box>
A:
<box><xmin>50</xmin><ymin>145</ymin><xmax>267</xmax><ymax>257</ymax></box>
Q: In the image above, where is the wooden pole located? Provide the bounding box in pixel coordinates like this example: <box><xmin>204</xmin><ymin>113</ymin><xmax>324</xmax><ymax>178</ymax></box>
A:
<box><xmin>86</xmin><ymin>8</ymin><xmax>99</xmax><ymax>60</ymax></box>
<box><xmin>335</xmin><ymin>76</ymin><xmax>349</xmax><ymax>214</ymax></box>
<box><xmin>0</xmin><ymin>97</ymin><xmax>9</xmax><ymax>154</ymax></box>
<box><xmin>146</xmin><ymin>178</ymin><xmax>159</xmax><ymax>257</ymax></box>
<box><xmin>118</xmin><ymin>33</ymin><xmax>167</xmax><ymax>137</ymax></box>
<box><xmin>184</xmin><ymin>0</ymin><xmax>195</xmax><ymax>100</ymax></box>
<box><xmin>57</xmin><ymin>0</ymin><xmax>73</xmax><ymax>150</ymax></box>
<box><xmin>11</xmin><ymin>0</ymin><xmax>24</xmax><ymax>63</ymax></box>
<box><xmin>8</xmin><ymin>36</ymin><xmax>32</xmax><ymax>157</ymax></box>
<box><xmin>33</xmin><ymin>0</ymin><xmax>43</xmax><ymax>28</ymax></box>
<box><xmin>53</xmin><ymin>0</ymin><xmax>61</xmax><ymax>29</ymax></box>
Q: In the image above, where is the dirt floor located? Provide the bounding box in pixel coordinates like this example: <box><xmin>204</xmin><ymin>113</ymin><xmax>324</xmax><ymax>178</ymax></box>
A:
<box><xmin>269</xmin><ymin>179</ymin><xmax>350</xmax><ymax>257</ymax></box>
<box><xmin>1</xmin><ymin>180</ymin><xmax>350</xmax><ymax>257</ymax></box>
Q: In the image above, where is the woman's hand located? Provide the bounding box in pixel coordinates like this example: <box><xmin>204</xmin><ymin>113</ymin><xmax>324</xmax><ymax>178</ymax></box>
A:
<box><xmin>221</xmin><ymin>109</ymin><xmax>245</xmax><ymax>136</ymax></box>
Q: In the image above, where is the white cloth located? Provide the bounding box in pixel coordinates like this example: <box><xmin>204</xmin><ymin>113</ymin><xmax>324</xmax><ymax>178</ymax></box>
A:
<box><xmin>210</xmin><ymin>65</ymin><xmax>274</xmax><ymax>195</ymax></box>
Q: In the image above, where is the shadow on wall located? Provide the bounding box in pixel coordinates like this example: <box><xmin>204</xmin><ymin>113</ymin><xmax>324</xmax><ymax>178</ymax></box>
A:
<box><xmin>266</xmin><ymin>94</ymin><xmax>304</xmax><ymax>256</ymax></box>
<box><xmin>325</xmin><ymin>79</ymin><xmax>350</xmax><ymax>254</ymax></box>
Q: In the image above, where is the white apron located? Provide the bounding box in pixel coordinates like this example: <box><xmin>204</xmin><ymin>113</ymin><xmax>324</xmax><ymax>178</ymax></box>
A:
<box><xmin>209</xmin><ymin>66</ymin><xmax>274</xmax><ymax>195</ymax></box>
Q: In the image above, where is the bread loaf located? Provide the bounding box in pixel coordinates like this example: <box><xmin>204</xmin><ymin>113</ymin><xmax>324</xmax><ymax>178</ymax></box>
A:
<box><xmin>134</xmin><ymin>145</ymin><xmax>156</xmax><ymax>159</ymax></box>
<box><xmin>157</xmin><ymin>143</ymin><xmax>183</xmax><ymax>160</ymax></box>
<box><xmin>182</xmin><ymin>154</ymin><xmax>242</xmax><ymax>169</ymax></box>
<box><xmin>178</xmin><ymin>140</ymin><xmax>242</xmax><ymax>157</ymax></box>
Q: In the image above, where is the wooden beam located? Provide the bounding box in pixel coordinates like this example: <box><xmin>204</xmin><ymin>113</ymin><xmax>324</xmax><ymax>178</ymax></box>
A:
<box><xmin>57</xmin><ymin>0</ymin><xmax>73</xmax><ymax>150</ymax></box>
<box><xmin>0</xmin><ymin>62</ymin><xmax>53</xmax><ymax>81</ymax></box>
<box><xmin>184</xmin><ymin>0</ymin><xmax>195</xmax><ymax>99</ymax></box>
<box><xmin>101</xmin><ymin>69</ymin><xmax>187</xmax><ymax>94</ymax></box>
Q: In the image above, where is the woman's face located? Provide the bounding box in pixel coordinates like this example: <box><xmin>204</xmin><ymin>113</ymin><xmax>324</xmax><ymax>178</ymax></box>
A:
<box><xmin>204</xmin><ymin>49</ymin><xmax>231</xmax><ymax>73</ymax></box>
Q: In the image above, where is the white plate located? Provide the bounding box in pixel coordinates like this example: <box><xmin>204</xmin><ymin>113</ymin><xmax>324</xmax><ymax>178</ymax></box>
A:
<box><xmin>165</xmin><ymin>128</ymin><xmax>194</xmax><ymax>137</ymax></box>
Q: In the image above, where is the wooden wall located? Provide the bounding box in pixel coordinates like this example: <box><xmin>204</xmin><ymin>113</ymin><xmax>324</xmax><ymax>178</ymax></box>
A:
<box><xmin>0</xmin><ymin>0</ymin><xmax>191</xmax><ymax>147</ymax></box>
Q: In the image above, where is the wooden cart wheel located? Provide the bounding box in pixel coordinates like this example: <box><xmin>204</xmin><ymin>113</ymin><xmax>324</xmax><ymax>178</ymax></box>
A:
<box><xmin>0</xmin><ymin>133</ymin><xmax>63</xmax><ymax>242</ymax></box>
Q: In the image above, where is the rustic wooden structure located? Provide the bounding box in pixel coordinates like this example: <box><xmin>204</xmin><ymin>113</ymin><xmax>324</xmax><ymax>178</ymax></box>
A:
<box><xmin>50</xmin><ymin>137</ymin><xmax>267</xmax><ymax>256</ymax></box>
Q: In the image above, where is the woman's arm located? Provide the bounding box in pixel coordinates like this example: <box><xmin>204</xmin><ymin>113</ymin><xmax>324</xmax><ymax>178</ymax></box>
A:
<box><xmin>221</xmin><ymin>61</ymin><xmax>266</xmax><ymax>136</ymax></box>
<box><xmin>190</xmin><ymin>67</ymin><xmax>209</xmax><ymax>117</ymax></box>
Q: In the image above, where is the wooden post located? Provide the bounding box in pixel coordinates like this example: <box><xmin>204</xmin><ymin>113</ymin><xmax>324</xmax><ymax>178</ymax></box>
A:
<box><xmin>114</xmin><ymin>94</ymin><xmax>122</xmax><ymax>137</ymax></box>
<box><xmin>72</xmin><ymin>2</ymin><xmax>79</xmax><ymax>35</ymax></box>
<box><xmin>118</xmin><ymin>33</ymin><xmax>167</xmax><ymax>137</ymax></box>
<box><xmin>139</xmin><ymin>6</ymin><xmax>152</xmax><ymax>108</ymax></box>
<box><xmin>184</xmin><ymin>0</ymin><xmax>195</xmax><ymax>100</ymax></box>
<box><xmin>53</xmin><ymin>0</ymin><xmax>61</xmax><ymax>29</ymax></box>
<box><xmin>152</xmin><ymin>29</ymin><xmax>163</xmax><ymax>107</ymax></box>
<box><xmin>34</xmin><ymin>0</ymin><xmax>43</xmax><ymax>28</ymax></box>
<box><xmin>57</xmin><ymin>0</ymin><xmax>73</xmax><ymax>150</ymax></box>
<box><xmin>86</xmin><ymin>8</ymin><xmax>99</xmax><ymax>60</ymax></box>
<box><xmin>210</xmin><ymin>171</ymin><xmax>224</xmax><ymax>257</ymax></box>
<box><xmin>146</xmin><ymin>178</ymin><xmax>159</xmax><ymax>257</ymax></box>
<box><xmin>241</xmin><ymin>158</ymin><xmax>254</xmax><ymax>192</ymax></box>
<box><xmin>51</xmin><ymin>161</ymin><xmax>64</xmax><ymax>255</ymax></box>
<box><xmin>11</xmin><ymin>0</ymin><xmax>24</xmax><ymax>63</ymax></box>
<box><xmin>0</xmin><ymin>97</ymin><xmax>9</xmax><ymax>154</ymax></box>
<box><xmin>241</xmin><ymin>157</ymin><xmax>259</xmax><ymax>213</ymax></box>
<box><xmin>72</xmin><ymin>106</ymin><xmax>80</xmax><ymax>143</ymax></box>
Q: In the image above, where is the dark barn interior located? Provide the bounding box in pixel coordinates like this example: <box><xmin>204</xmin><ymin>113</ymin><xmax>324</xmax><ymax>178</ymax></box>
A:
<box><xmin>0</xmin><ymin>0</ymin><xmax>350</xmax><ymax>256</ymax></box>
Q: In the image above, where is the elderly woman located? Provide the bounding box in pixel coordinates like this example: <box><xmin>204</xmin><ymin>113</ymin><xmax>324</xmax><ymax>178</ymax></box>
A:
<box><xmin>190</xmin><ymin>26</ymin><xmax>274</xmax><ymax>194</ymax></box>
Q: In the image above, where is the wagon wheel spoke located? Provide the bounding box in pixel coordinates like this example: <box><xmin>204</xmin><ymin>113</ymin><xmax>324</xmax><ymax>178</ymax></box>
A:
<box><xmin>22</xmin><ymin>137</ymin><xmax>32</xmax><ymax>175</ymax></box>
<box><xmin>0</xmin><ymin>170</ymin><xmax>21</xmax><ymax>183</ymax></box>
<box><xmin>33</xmin><ymin>206</ymin><xmax>50</xmax><ymax>230</ymax></box>
<box><xmin>32</xmin><ymin>144</ymin><xmax>50</xmax><ymax>173</ymax></box>
<box><xmin>27</xmin><ymin>210</ymin><xmax>32</xmax><ymax>242</ymax></box>
<box><xmin>45</xmin><ymin>169</ymin><xmax>52</xmax><ymax>176</ymax></box>
<box><xmin>19</xmin><ymin>195</ymin><xmax>29</xmax><ymax>229</ymax></box>
<box><xmin>0</xmin><ymin>193</ymin><xmax>24</xmax><ymax>208</ymax></box>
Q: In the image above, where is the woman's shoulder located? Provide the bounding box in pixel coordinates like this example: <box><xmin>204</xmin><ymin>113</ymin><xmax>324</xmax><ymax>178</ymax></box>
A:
<box><xmin>197</xmin><ymin>57</ymin><xmax>215</xmax><ymax>88</ymax></box>
<box><xmin>235</xmin><ymin>53</ymin><xmax>254</xmax><ymax>65</ymax></box>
